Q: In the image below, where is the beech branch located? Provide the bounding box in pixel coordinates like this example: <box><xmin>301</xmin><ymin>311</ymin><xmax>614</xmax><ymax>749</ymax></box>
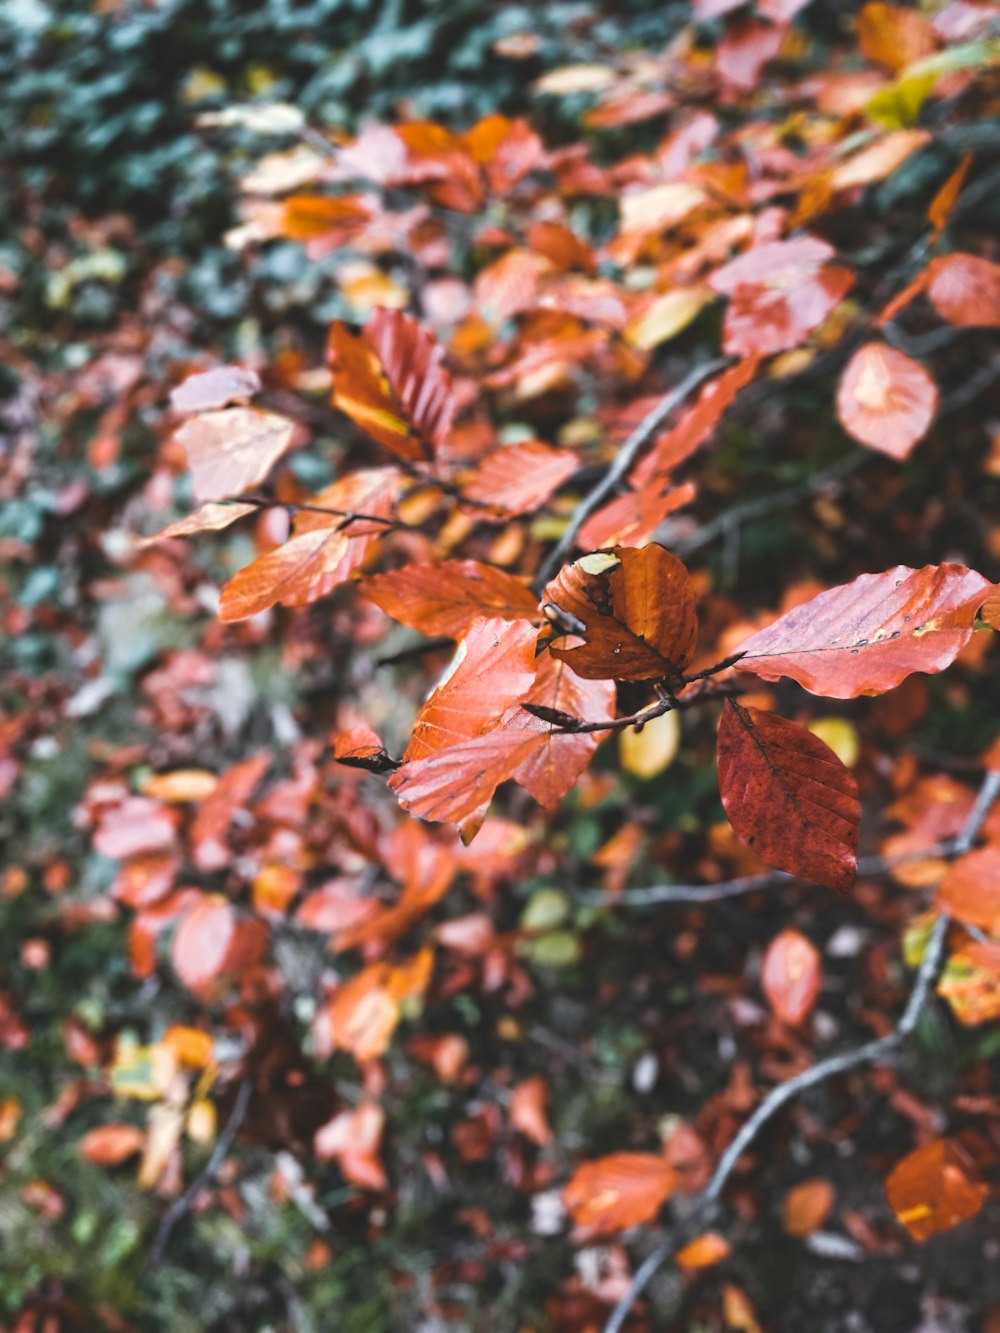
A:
<box><xmin>603</xmin><ymin>768</ymin><xmax>1000</xmax><ymax>1333</ymax></box>
<box><xmin>532</xmin><ymin>358</ymin><xmax>729</xmax><ymax>592</ymax></box>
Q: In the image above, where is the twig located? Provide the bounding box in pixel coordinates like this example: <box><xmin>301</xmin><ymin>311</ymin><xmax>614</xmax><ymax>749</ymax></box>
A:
<box><xmin>576</xmin><ymin>842</ymin><xmax>956</xmax><ymax>909</ymax></box>
<box><xmin>146</xmin><ymin>1080</ymin><xmax>253</xmax><ymax>1271</ymax></box>
<box><xmin>603</xmin><ymin>771</ymin><xmax>1000</xmax><ymax>1333</ymax></box>
<box><xmin>532</xmin><ymin>359</ymin><xmax>729</xmax><ymax>592</ymax></box>
<box><xmin>231</xmin><ymin>495</ymin><xmax>398</xmax><ymax>529</ymax></box>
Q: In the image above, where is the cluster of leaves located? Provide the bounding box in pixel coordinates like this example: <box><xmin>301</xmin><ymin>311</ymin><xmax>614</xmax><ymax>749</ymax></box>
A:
<box><xmin>3</xmin><ymin>1</ymin><xmax>1000</xmax><ymax>1329</ymax></box>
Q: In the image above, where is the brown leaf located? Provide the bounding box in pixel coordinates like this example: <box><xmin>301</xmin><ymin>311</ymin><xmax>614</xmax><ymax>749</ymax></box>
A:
<box><xmin>545</xmin><ymin>545</ymin><xmax>699</xmax><ymax>682</ymax></box>
<box><xmin>141</xmin><ymin>501</ymin><xmax>257</xmax><ymax>545</ymax></box>
<box><xmin>885</xmin><ymin>1139</ymin><xmax>989</xmax><ymax>1241</ymax></box>
<box><xmin>717</xmin><ymin>701</ymin><xmax>859</xmax><ymax>892</ymax></box>
<box><xmin>174</xmin><ymin>408</ymin><xmax>297</xmax><ymax>503</ymax></box>
<box><xmin>79</xmin><ymin>1123</ymin><xmax>146</xmax><ymax>1166</ymax></box>
<box><xmin>510</xmin><ymin>1076</ymin><xmax>554</xmax><ymax>1146</ymax></box>
<box><xmin>761</xmin><ymin>928</ymin><xmax>823</xmax><ymax>1024</ymax></box>
<box><xmin>675</xmin><ymin>1231</ymin><xmax>731</xmax><ymax>1270</ymax></box>
<box><xmin>463</xmin><ymin>441</ymin><xmax>579</xmax><ymax>517</ymax></box>
<box><xmin>782</xmin><ymin>1178</ymin><xmax>836</xmax><ymax>1236</ymax></box>
<box><xmin>938</xmin><ymin>847</ymin><xmax>1000</xmax><ymax>935</ymax></box>
<box><xmin>735</xmin><ymin>564</ymin><xmax>990</xmax><ymax>697</ymax></box>
<box><xmin>513</xmin><ymin>655</ymin><xmax>616</xmax><ymax>808</ymax></box>
<box><xmin>858</xmin><ymin>3</ymin><xmax>937</xmax><ymax>71</ymax></box>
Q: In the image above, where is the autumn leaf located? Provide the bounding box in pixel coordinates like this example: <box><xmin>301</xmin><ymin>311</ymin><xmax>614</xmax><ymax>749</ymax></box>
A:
<box><xmin>761</xmin><ymin>928</ymin><xmax>823</xmax><ymax>1024</ymax></box>
<box><xmin>169</xmin><ymin>365</ymin><xmax>261</xmax><ymax>414</ymax></box>
<box><xmin>734</xmin><ymin>564</ymin><xmax>990</xmax><ymax>697</ymax></box>
<box><xmin>885</xmin><ymin>1139</ymin><xmax>989</xmax><ymax>1241</ymax></box>
<box><xmin>937</xmin><ymin>847</ymin><xmax>1000</xmax><ymax>935</ymax></box>
<box><xmin>675</xmin><ymin>1231</ymin><xmax>731</xmax><ymax>1270</ymax></box>
<box><xmin>512</xmin><ymin>655</ymin><xmax>616</xmax><ymax>808</ymax></box>
<box><xmin>171</xmin><ymin>897</ymin><xmax>237</xmax><ymax>993</ymax></box>
<box><xmin>314</xmin><ymin>1103</ymin><xmax>387</xmax><ymax>1190</ymax></box>
<box><xmin>462</xmin><ymin>441</ymin><xmax>579</xmax><ymax>517</ymax></box>
<box><xmin>79</xmin><ymin>1124</ymin><xmax>146</xmax><ymax>1166</ymax></box>
<box><xmin>937</xmin><ymin>939</ymin><xmax>1000</xmax><ymax>1026</ymax></box>
<box><xmin>545</xmin><ymin>545</ymin><xmax>699</xmax><ymax>682</ymax></box>
<box><xmin>174</xmin><ymin>408</ymin><xmax>298</xmax><ymax>503</ymax></box>
<box><xmin>327</xmin><ymin>308</ymin><xmax>456</xmax><ymax>462</ymax></box>
<box><xmin>836</xmin><ymin>343</ymin><xmax>937</xmax><ymax>458</ymax></box>
<box><xmin>926</xmin><ymin>253</ymin><xmax>1000</xmax><ymax>328</ymax></box>
<box><xmin>361</xmin><ymin>560</ymin><xmax>538</xmax><ymax>638</ymax></box>
<box><xmin>563</xmin><ymin>1153</ymin><xmax>676</xmax><ymax>1235</ymax></box>
<box><xmin>858</xmin><ymin>3</ymin><xmax>937</xmax><ymax>72</ymax></box>
<box><xmin>717</xmin><ymin>701</ymin><xmax>859</xmax><ymax>892</ymax></box>
<box><xmin>782</xmin><ymin>1178</ymin><xmax>836</xmax><ymax>1237</ymax></box>
<box><xmin>141</xmin><ymin>501</ymin><xmax>257</xmax><ymax>545</ymax></box>
<box><xmin>510</xmin><ymin>1075</ymin><xmax>554</xmax><ymax>1146</ymax></box>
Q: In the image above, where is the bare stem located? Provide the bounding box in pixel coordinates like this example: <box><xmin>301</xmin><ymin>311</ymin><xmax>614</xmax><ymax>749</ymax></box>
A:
<box><xmin>532</xmin><ymin>359</ymin><xmax>729</xmax><ymax>593</ymax></box>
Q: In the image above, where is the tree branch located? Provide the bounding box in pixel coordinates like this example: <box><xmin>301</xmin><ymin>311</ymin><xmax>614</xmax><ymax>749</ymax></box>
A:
<box><xmin>603</xmin><ymin>769</ymin><xmax>1000</xmax><ymax>1333</ymax></box>
<box><xmin>532</xmin><ymin>358</ymin><xmax>729</xmax><ymax>592</ymax></box>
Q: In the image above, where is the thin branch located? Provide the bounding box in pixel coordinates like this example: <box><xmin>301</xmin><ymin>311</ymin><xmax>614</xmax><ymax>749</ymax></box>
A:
<box><xmin>231</xmin><ymin>495</ymin><xmax>398</xmax><ymax>529</ymax></box>
<box><xmin>146</xmin><ymin>1079</ymin><xmax>253</xmax><ymax>1271</ymax></box>
<box><xmin>604</xmin><ymin>770</ymin><xmax>1000</xmax><ymax>1333</ymax></box>
<box><xmin>522</xmin><ymin>678</ymin><xmax>737</xmax><ymax>737</ymax></box>
<box><xmin>532</xmin><ymin>359</ymin><xmax>729</xmax><ymax>592</ymax></box>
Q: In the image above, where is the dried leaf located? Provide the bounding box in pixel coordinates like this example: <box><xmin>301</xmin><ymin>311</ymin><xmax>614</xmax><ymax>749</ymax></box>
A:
<box><xmin>717</xmin><ymin>701</ymin><xmax>859</xmax><ymax>892</ymax></box>
<box><xmin>761</xmin><ymin>928</ymin><xmax>823</xmax><ymax>1024</ymax></box>
<box><xmin>563</xmin><ymin>1153</ymin><xmax>676</xmax><ymax>1235</ymax></box>
<box><xmin>926</xmin><ymin>253</ymin><xmax>1000</xmax><ymax>328</ymax></box>
<box><xmin>174</xmin><ymin>408</ymin><xmax>297</xmax><ymax>503</ymax></box>
<box><xmin>463</xmin><ymin>441</ymin><xmax>579</xmax><ymax>517</ymax></box>
<box><xmin>169</xmin><ymin>365</ymin><xmax>261</xmax><ymax>414</ymax></box>
<box><xmin>782</xmin><ymin>1178</ymin><xmax>836</xmax><ymax>1236</ymax></box>
<box><xmin>513</xmin><ymin>655</ymin><xmax>616</xmax><ymax>808</ymax></box>
<box><xmin>361</xmin><ymin>560</ymin><xmax>538</xmax><ymax>638</ymax></box>
<box><xmin>735</xmin><ymin>564</ymin><xmax>990</xmax><ymax>697</ymax></box>
<box><xmin>937</xmin><ymin>847</ymin><xmax>1000</xmax><ymax>934</ymax></box>
<box><xmin>510</xmin><ymin>1075</ymin><xmax>554</xmax><ymax>1146</ymax></box>
<box><xmin>886</xmin><ymin>1139</ymin><xmax>988</xmax><ymax>1241</ymax></box>
<box><xmin>675</xmin><ymin>1231</ymin><xmax>731</xmax><ymax>1270</ymax></box>
<box><xmin>79</xmin><ymin>1123</ymin><xmax>146</xmax><ymax>1166</ymax></box>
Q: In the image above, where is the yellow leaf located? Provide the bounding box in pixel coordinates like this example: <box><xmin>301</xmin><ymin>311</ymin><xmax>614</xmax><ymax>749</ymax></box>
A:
<box><xmin>620</xmin><ymin>709</ymin><xmax>681</xmax><ymax>779</ymax></box>
<box><xmin>807</xmin><ymin>717</ymin><xmax>860</xmax><ymax>768</ymax></box>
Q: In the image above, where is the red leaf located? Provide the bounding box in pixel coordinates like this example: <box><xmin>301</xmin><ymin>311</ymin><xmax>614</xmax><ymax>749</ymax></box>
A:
<box><xmin>885</xmin><ymin>1139</ymin><xmax>989</xmax><ymax>1241</ymax></box>
<box><xmin>717</xmin><ymin>700</ymin><xmax>859</xmax><ymax>892</ymax></box>
<box><xmin>463</xmin><ymin>114</ymin><xmax>546</xmax><ymax>194</ymax></box>
<box><xmin>327</xmin><ymin>309</ymin><xmax>456</xmax><ymax>461</ymax></box>
<box><xmin>938</xmin><ymin>847</ymin><xmax>1000</xmax><ymax>935</ymax></box>
<box><xmin>94</xmin><ymin>798</ymin><xmax>179</xmax><ymax>861</ymax></box>
<box><xmin>545</xmin><ymin>545</ymin><xmax>699</xmax><ymax>682</ymax></box>
<box><xmin>314</xmin><ymin>1103</ymin><xmax>387</xmax><ymax>1190</ymax></box>
<box><xmin>761</xmin><ymin>928</ymin><xmax>823</xmax><ymax>1024</ymax></box>
<box><xmin>512</xmin><ymin>655</ymin><xmax>616</xmax><ymax>808</ymax></box>
<box><xmin>361</xmin><ymin>560</ymin><xmax>538</xmax><ymax>638</ymax></box>
<box><xmin>836</xmin><ymin>344</ymin><xmax>937</xmax><ymax>459</ymax></box>
<box><xmin>463</xmin><ymin>441</ymin><xmax>579</xmax><ymax>517</ymax></box>
<box><xmin>563</xmin><ymin>1153</ymin><xmax>676</xmax><ymax>1235</ymax></box>
<box><xmin>169</xmin><ymin>365</ymin><xmax>260</xmax><ymax>414</ymax></box>
<box><xmin>926</xmin><ymin>253</ymin><xmax>1000</xmax><ymax>328</ymax></box>
<box><xmin>717</xmin><ymin>17</ymin><xmax>784</xmax><ymax>91</ymax></box>
<box><xmin>734</xmin><ymin>564</ymin><xmax>990</xmax><ymax>697</ymax></box>
<box><xmin>174</xmin><ymin>408</ymin><xmax>297</xmax><ymax>503</ymax></box>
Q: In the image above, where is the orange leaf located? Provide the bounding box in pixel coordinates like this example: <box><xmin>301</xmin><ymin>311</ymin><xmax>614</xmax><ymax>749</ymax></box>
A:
<box><xmin>361</xmin><ymin>560</ymin><xmax>538</xmax><ymax>638</ymax></box>
<box><xmin>140</xmin><ymin>770</ymin><xmax>218</xmax><ymax>804</ymax></box>
<box><xmin>782</xmin><ymin>1178</ymin><xmax>836</xmax><ymax>1236</ymax></box>
<box><xmin>278</xmin><ymin>193</ymin><xmax>370</xmax><ymax>243</ymax></box>
<box><xmin>938</xmin><ymin>847</ymin><xmax>1000</xmax><ymax>935</ymax></box>
<box><xmin>858</xmin><ymin>3</ymin><xmax>937</xmax><ymax>72</ymax></box>
<box><xmin>141</xmin><ymin>501</ymin><xmax>258</xmax><ymax>545</ymax></box>
<box><xmin>762</xmin><ymin>929</ymin><xmax>823</xmax><ymax>1024</ymax></box>
<box><xmin>78</xmin><ymin>1124</ymin><xmax>146</xmax><ymax>1166</ymax></box>
<box><xmin>885</xmin><ymin>1139</ymin><xmax>988</xmax><ymax>1241</ymax></box>
<box><xmin>928</xmin><ymin>154</ymin><xmax>973</xmax><ymax>242</ymax></box>
<box><xmin>836</xmin><ymin>343</ymin><xmax>937</xmax><ymax>459</ymax></box>
<box><xmin>717</xmin><ymin>702</ymin><xmax>859</xmax><ymax>892</ymax></box>
<box><xmin>463</xmin><ymin>441</ymin><xmax>579</xmax><ymax>518</ymax></box>
<box><xmin>171</xmin><ymin>897</ymin><xmax>237</xmax><ymax>994</ymax></box>
<box><xmin>675</xmin><ymin>1231</ymin><xmax>731</xmax><ymax>1270</ymax></box>
<box><xmin>314</xmin><ymin>1102</ymin><xmax>387</xmax><ymax>1189</ymax></box>
<box><xmin>510</xmin><ymin>1075</ymin><xmax>554</xmax><ymax>1146</ymax></box>
<box><xmin>563</xmin><ymin>1153</ymin><xmax>676</xmax><ymax>1235</ymax></box>
<box><xmin>545</xmin><ymin>545</ymin><xmax>699</xmax><ymax>682</ymax></box>
<box><xmin>735</xmin><ymin>564</ymin><xmax>990</xmax><ymax>698</ymax></box>
<box><xmin>937</xmin><ymin>939</ymin><xmax>1000</xmax><ymax>1026</ymax></box>
<box><xmin>174</xmin><ymin>408</ymin><xmax>297</xmax><ymax>503</ymax></box>
<box><xmin>327</xmin><ymin>309</ymin><xmax>456</xmax><ymax>462</ymax></box>
<box><xmin>926</xmin><ymin>253</ymin><xmax>1000</xmax><ymax>328</ymax></box>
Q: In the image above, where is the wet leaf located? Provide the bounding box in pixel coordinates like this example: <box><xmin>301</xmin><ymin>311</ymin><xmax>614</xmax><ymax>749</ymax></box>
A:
<box><xmin>886</xmin><ymin>1139</ymin><xmax>988</xmax><ymax>1240</ymax></box>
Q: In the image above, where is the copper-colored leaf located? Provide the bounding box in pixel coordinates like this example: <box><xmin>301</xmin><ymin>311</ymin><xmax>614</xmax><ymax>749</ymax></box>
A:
<box><xmin>858</xmin><ymin>3</ymin><xmax>937</xmax><ymax>71</ymax></box>
<box><xmin>463</xmin><ymin>441</ymin><xmax>579</xmax><ymax>517</ymax></box>
<box><xmin>327</xmin><ymin>308</ymin><xmax>456</xmax><ymax>461</ymax></box>
<box><xmin>545</xmin><ymin>545</ymin><xmax>699</xmax><ymax>682</ymax></box>
<box><xmin>937</xmin><ymin>939</ymin><xmax>1000</xmax><ymax>1026</ymax></box>
<box><xmin>563</xmin><ymin>1153</ymin><xmax>676</xmax><ymax>1235</ymax></box>
<box><xmin>928</xmin><ymin>155</ymin><xmax>973</xmax><ymax>241</ymax></box>
<box><xmin>79</xmin><ymin>1123</ymin><xmax>146</xmax><ymax>1166</ymax></box>
<box><xmin>361</xmin><ymin>560</ymin><xmax>538</xmax><ymax>638</ymax></box>
<box><xmin>314</xmin><ymin>1103</ymin><xmax>387</xmax><ymax>1189</ymax></box>
<box><xmin>885</xmin><ymin>1139</ymin><xmax>989</xmax><ymax>1241</ymax></box>
<box><xmin>279</xmin><ymin>193</ymin><xmax>370</xmax><ymax>243</ymax></box>
<box><xmin>510</xmin><ymin>1075</ymin><xmax>554</xmax><ymax>1146</ymax></box>
<box><xmin>512</xmin><ymin>655</ymin><xmax>616</xmax><ymax>808</ymax></box>
<box><xmin>174</xmin><ymin>408</ymin><xmax>297</xmax><ymax>503</ymax></box>
<box><xmin>761</xmin><ymin>928</ymin><xmax>823</xmax><ymax>1024</ymax></box>
<box><xmin>717</xmin><ymin>701</ymin><xmax>859</xmax><ymax>892</ymax></box>
<box><xmin>938</xmin><ymin>847</ymin><xmax>1000</xmax><ymax>935</ymax></box>
<box><xmin>926</xmin><ymin>253</ymin><xmax>1000</xmax><ymax>328</ymax></box>
<box><xmin>782</xmin><ymin>1178</ymin><xmax>836</xmax><ymax>1236</ymax></box>
<box><xmin>169</xmin><ymin>365</ymin><xmax>260</xmax><ymax>414</ymax></box>
<box><xmin>716</xmin><ymin>17</ymin><xmax>784</xmax><ymax>92</ymax></box>
<box><xmin>982</xmin><ymin>585</ymin><xmax>1000</xmax><ymax>631</ymax></box>
<box><xmin>735</xmin><ymin>564</ymin><xmax>990</xmax><ymax>697</ymax></box>
<box><xmin>836</xmin><ymin>343</ymin><xmax>937</xmax><ymax>458</ymax></box>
